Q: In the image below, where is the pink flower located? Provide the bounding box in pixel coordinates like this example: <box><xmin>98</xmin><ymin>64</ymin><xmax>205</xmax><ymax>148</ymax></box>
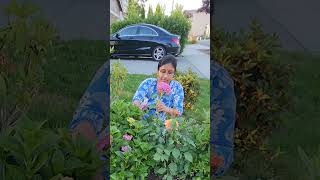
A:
<box><xmin>123</xmin><ymin>133</ymin><xmax>133</xmax><ymax>141</ymax></box>
<box><xmin>140</xmin><ymin>99</ymin><xmax>148</xmax><ymax>110</ymax></box>
<box><xmin>157</xmin><ymin>82</ymin><xmax>171</xmax><ymax>94</ymax></box>
<box><xmin>121</xmin><ymin>145</ymin><xmax>131</xmax><ymax>152</ymax></box>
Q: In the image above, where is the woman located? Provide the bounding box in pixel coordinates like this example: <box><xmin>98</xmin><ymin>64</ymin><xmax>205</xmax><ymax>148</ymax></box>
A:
<box><xmin>132</xmin><ymin>55</ymin><xmax>184</xmax><ymax>121</ymax></box>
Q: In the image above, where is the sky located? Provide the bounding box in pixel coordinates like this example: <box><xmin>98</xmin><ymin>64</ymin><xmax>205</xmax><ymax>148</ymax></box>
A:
<box><xmin>144</xmin><ymin>0</ymin><xmax>203</xmax><ymax>15</ymax></box>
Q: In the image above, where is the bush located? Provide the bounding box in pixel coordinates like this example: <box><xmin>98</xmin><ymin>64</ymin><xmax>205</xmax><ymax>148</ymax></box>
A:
<box><xmin>110</xmin><ymin>61</ymin><xmax>128</xmax><ymax>98</ymax></box>
<box><xmin>212</xmin><ymin>19</ymin><xmax>291</xmax><ymax>154</ymax></box>
<box><xmin>175</xmin><ymin>68</ymin><xmax>201</xmax><ymax>111</ymax></box>
<box><xmin>110</xmin><ymin>99</ymin><xmax>209</xmax><ymax>179</ymax></box>
<box><xmin>0</xmin><ymin>0</ymin><xmax>56</xmax><ymax>132</ymax></box>
<box><xmin>0</xmin><ymin>119</ymin><xmax>103</xmax><ymax>179</ymax></box>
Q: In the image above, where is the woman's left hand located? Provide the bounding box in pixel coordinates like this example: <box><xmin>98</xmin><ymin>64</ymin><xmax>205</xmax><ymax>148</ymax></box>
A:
<box><xmin>156</xmin><ymin>102</ymin><xmax>169</xmax><ymax>113</ymax></box>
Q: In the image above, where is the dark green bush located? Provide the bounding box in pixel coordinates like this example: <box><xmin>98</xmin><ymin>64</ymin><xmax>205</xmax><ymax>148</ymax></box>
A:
<box><xmin>212</xmin><ymin>19</ymin><xmax>291</xmax><ymax>153</ymax></box>
<box><xmin>0</xmin><ymin>119</ymin><xmax>103</xmax><ymax>179</ymax></box>
<box><xmin>0</xmin><ymin>0</ymin><xmax>56</xmax><ymax>132</ymax></box>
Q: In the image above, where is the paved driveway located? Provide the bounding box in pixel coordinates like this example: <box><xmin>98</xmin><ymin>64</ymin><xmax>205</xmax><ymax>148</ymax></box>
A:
<box><xmin>110</xmin><ymin>41</ymin><xmax>210</xmax><ymax>79</ymax></box>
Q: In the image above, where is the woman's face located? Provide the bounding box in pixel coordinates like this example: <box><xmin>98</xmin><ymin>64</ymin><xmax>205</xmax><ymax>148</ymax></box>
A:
<box><xmin>157</xmin><ymin>63</ymin><xmax>175</xmax><ymax>83</ymax></box>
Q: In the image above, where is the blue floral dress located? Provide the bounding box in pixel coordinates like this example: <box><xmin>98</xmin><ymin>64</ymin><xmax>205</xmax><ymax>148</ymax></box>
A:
<box><xmin>211</xmin><ymin>61</ymin><xmax>237</xmax><ymax>176</ymax></box>
<box><xmin>132</xmin><ymin>78</ymin><xmax>184</xmax><ymax>121</ymax></box>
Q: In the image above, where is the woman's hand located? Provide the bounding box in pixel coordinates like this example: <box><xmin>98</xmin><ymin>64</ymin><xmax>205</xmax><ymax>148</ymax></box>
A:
<box><xmin>211</xmin><ymin>153</ymin><xmax>224</xmax><ymax>173</ymax></box>
<box><xmin>156</xmin><ymin>101</ymin><xmax>170</xmax><ymax>113</ymax></box>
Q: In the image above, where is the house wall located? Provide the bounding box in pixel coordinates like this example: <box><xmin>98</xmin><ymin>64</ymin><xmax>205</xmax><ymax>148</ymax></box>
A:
<box><xmin>189</xmin><ymin>12</ymin><xmax>210</xmax><ymax>38</ymax></box>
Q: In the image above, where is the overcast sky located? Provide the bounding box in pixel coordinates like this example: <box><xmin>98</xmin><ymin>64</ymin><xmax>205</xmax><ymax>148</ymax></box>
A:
<box><xmin>144</xmin><ymin>0</ymin><xmax>203</xmax><ymax>15</ymax></box>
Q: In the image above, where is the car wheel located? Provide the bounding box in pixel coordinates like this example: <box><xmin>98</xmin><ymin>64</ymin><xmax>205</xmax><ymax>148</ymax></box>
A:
<box><xmin>152</xmin><ymin>46</ymin><xmax>166</xmax><ymax>61</ymax></box>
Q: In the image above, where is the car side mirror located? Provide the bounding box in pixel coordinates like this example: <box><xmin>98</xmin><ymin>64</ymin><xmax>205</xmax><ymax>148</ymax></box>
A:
<box><xmin>115</xmin><ymin>33</ymin><xmax>120</xmax><ymax>39</ymax></box>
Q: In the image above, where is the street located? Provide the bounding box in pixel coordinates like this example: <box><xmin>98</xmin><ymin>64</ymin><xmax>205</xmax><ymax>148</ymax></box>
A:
<box><xmin>110</xmin><ymin>40</ymin><xmax>210</xmax><ymax>79</ymax></box>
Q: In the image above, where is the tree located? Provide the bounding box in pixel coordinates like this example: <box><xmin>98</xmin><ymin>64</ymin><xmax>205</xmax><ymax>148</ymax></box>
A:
<box><xmin>126</xmin><ymin>0</ymin><xmax>140</xmax><ymax>20</ymax></box>
<box><xmin>147</xmin><ymin>5</ymin><xmax>153</xmax><ymax>18</ymax></box>
<box><xmin>154</xmin><ymin>3</ymin><xmax>165</xmax><ymax>17</ymax></box>
<box><xmin>198</xmin><ymin>0</ymin><xmax>211</xmax><ymax>14</ymax></box>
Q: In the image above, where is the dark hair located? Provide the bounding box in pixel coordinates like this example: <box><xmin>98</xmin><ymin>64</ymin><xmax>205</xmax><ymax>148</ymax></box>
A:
<box><xmin>157</xmin><ymin>55</ymin><xmax>177</xmax><ymax>72</ymax></box>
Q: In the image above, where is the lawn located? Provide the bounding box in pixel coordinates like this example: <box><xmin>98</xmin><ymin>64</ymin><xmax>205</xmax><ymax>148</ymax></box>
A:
<box><xmin>267</xmin><ymin>50</ymin><xmax>320</xmax><ymax>179</ymax></box>
<box><xmin>26</xmin><ymin>40</ymin><xmax>107</xmax><ymax>128</ymax></box>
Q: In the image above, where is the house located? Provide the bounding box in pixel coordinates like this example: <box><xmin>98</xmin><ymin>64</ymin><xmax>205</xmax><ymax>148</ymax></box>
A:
<box><xmin>110</xmin><ymin>0</ymin><xmax>128</xmax><ymax>24</ymax></box>
<box><xmin>184</xmin><ymin>10</ymin><xmax>210</xmax><ymax>40</ymax></box>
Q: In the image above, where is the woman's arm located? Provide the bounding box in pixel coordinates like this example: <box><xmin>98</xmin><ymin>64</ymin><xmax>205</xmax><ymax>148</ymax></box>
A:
<box><xmin>132</xmin><ymin>78</ymin><xmax>151</xmax><ymax>107</ymax></box>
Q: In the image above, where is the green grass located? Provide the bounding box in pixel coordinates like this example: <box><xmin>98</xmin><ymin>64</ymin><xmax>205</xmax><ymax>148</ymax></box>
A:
<box><xmin>267</xmin><ymin>50</ymin><xmax>320</xmax><ymax>179</ymax></box>
<box><xmin>27</xmin><ymin>40</ymin><xmax>107</xmax><ymax>128</ymax></box>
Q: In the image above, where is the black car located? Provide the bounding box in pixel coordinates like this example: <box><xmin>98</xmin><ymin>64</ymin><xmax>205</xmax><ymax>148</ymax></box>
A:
<box><xmin>110</xmin><ymin>23</ymin><xmax>181</xmax><ymax>61</ymax></box>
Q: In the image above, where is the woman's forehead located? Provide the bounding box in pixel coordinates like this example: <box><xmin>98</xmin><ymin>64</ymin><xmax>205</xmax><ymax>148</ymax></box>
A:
<box><xmin>159</xmin><ymin>63</ymin><xmax>174</xmax><ymax>70</ymax></box>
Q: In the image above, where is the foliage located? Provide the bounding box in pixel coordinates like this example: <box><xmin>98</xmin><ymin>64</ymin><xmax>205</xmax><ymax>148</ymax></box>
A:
<box><xmin>212</xmin><ymin>18</ymin><xmax>291</xmax><ymax>171</ymax></box>
<box><xmin>126</xmin><ymin>0</ymin><xmax>143</xmax><ymax>21</ymax></box>
<box><xmin>110</xmin><ymin>99</ymin><xmax>209</xmax><ymax>179</ymax></box>
<box><xmin>0</xmin><ymin>0</ymin><xmax>56</xmax><ymax>132</ymax></box>
<box><xmin>0</xmin><ymin>119</ymin><xmax>103</xmax><ymax>179</ymax></box>
<box><xmin>175</xmin><ymin>68</ymin><xmax>201</xmax><ymax>111</ymax></box>
<box><xmin>110</xmin><ymin>61</ymin><xmax>128</xmax><ymax>98</ymax></box>
<box><xmin>110</xmin><ymin>3</ymin><xmax>191</xmax><ymax>53</ymax></box>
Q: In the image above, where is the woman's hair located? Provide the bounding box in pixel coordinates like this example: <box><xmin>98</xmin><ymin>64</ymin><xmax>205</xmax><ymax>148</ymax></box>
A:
<box><xmin>157</xmin><ymin>55</ymin><xmax>177</xmax><ymax>72</ymax></box>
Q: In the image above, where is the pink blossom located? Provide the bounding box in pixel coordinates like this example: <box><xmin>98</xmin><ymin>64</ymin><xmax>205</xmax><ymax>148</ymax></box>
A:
<box><xmin>157</xmin><ymin>82</ymin><xmax>171</xmax><ymax>94</ymax></box>
<box><xmin>123</xmin><ymin>133</ymin><xmax>133</xmax><ymax>141</ymax></box>
<box><xmin>140</xmin><ymin>100</ymin><xmax>148</xmax><ymax>110</ymax></box>
<box><xmin>121</xmin><ymin>145</ymin><xmax>131</xmax><ymax>152</ymax></box>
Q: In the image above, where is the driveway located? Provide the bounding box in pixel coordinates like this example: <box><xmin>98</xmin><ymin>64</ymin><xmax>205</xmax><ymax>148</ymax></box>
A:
<box><xmin>110</xmin><ymin>41</ymin><xmax>210</xmax><ymax>79</ymax></box>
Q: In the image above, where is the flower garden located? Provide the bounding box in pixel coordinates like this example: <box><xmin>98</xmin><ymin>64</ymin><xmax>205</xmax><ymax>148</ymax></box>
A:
<box><xmin>110</xmin><ymin>62</ymin><xmax>210</xmax><ymax>179</ymax></box>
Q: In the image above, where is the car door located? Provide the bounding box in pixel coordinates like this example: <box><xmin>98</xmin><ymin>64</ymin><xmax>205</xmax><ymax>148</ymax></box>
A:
<box><xmin>135</xmin><ymin>26</ymin><xmax>159</xmax><ymax>55</ymax></box>
<box><xmin>111</xmin><ymin>26</ymin><xmax>138</xmax><ymax>55</ymax></box>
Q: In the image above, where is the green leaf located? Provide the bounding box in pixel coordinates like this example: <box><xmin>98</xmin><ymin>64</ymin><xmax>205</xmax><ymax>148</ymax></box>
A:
<box><xmin>51</xmin><ymin>149</ymin><xmax>65</xmax><ymax>174</ymax></box>
<box><xmin>157</xmin><ymin>167</ymin><xmax>167</xmax><ymax>175</ymax></box>
<box><xmin>169</xmin><ymin>162</ymin><xmax>177</xmax><ymax>175</ymax></box>
<box><xmin>164</xmin><ymin>149</ymin><xmax>171</xmax><ymax>156</ymax></box>
<box><xmin>156</xmin><ymin>147</ymin><xmax>163</xmax><ymax>154</ymax></box>
<box><xmin>153</xmin><ymin>153</ymin><xmax>161</xmax><ymax>161</ymax></box>
<box><xmin>172</xmin><ymin>148</ymin><xmax>180</xmax><ymax>159</ymax></box>
<box><xmin>184</xmin><ymin>152</ymin><xmax>193</xmax><ymax>162</ymax></box>
<box><xmin>166</xmin><ymin>175</ymin><xmax>173</xmax><ymax>180</ymax></box>
<box><xmin>184</xmin><ymin>163</ymin><xmax>189</xmax><ymax>173</ymax></box>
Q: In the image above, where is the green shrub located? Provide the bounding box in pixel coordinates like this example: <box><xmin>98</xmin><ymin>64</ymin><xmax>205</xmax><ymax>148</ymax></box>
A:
<box><xmin>110</xmin><ymin>99</ymin><xmax>209</xmax><ymax>179</ymax></box>
<box><xmin>212</xmin><ymin>19</ymin><xmax>291</xmax><ymax>154</ymax></box>
<box><xmin>0</xmin><ymin>119</ymin><xmax>103</xmax><ymax>179</ymax></box>
<box><xmin>110</xmin><ymin>61</ymin><xmax>128</xmax><ymax>98</ymax></box>
<box><xmin>0</xmin><ymin>0</ymin><xmax>57</xmax><ymax>132</ymax></box>
<box><xmin>175</xmin><ymin>68</ymin><xmax>201</xmax><ymax>111</ymax></box>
